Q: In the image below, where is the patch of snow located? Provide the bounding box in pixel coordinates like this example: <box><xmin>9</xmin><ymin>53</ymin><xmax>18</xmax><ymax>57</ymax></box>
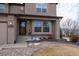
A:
<box><xmin>34</xmin><ymin>43</ymin><xmax>40</xmax><ymax>45</ymax></box>
<box><xmin>28</xmin><ymin>42</ymin><xmax>40</xmax><ymax>46</ymax></box>
<box><xmin>32</xmin><ymin>37</ymin><xmax>40</xmax><ymax>41</ymax></box>
<box><xmin>28</xmin><ymin>43</ymin><xmax>33</xmax><ymax>46</ymax></box>
<box><xmin>62</xmin><ymin>37</ymin><xmax>70</xmax><ymax>41</ymax></box>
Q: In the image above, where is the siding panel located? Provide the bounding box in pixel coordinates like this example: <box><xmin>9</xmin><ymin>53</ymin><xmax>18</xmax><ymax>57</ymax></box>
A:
<box><xmin>0</xmin><ymin>23</ymin><xmax>7</xmax><ymax>44</ymax></box>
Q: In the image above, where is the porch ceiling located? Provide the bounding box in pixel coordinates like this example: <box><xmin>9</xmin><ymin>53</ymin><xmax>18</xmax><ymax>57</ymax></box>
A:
<box><xmin>16</xmin><ymin>14</ymin><xmax>63</xmax><ymax>19</ymax></box>
<box><xmin>16</xmin><ymin>14</ymin><xmax>63</xmax><ymax>21</ymax></box>
<box><xmin>0</xmin><ymin>13</ymin><xmax>63</xmax><ymax>20</ymax></box>
<box><xmin>17</xmin><ymin>16</ymin><xmax>60</xmax><ymax>21</ymax></box>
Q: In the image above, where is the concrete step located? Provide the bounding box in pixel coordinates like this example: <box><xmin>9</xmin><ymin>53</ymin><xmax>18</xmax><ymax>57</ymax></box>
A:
<box><xmin>16</xmin><ymin>36</ymin><xmax>33</xmax><ymax>43</ymax></box>
<box><xmin>16</xmin><ymin>36</ymin><xmax>41</xmax><ymax>43</ymax></box>
<box><xmin>18</xmin><ymin>36</ymin><xmax>32</xmax><ymax>39</ymax></box>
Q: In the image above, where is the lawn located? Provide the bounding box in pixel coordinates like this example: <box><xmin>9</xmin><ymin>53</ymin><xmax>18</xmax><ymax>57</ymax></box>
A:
<box><xmin>32</xmin><ymin>42</ymin><xmax>79</xmax><ymax>56</ymax></box>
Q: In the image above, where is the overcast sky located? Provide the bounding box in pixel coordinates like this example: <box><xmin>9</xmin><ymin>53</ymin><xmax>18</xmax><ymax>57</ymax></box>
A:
<box><xmin>57</xmin><ymin>3</ymin><xmax>78</xmax><ymax>20</ymax></box>
<box><xmin>57</xmin><ymin>3</ymin><xmax>79</xmax><ymax>27</ymax></box>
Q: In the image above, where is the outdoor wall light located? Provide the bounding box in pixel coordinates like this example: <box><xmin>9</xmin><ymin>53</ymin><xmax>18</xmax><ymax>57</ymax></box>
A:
<box><xmin>8</xmin><ymin>21</ymin><xmax>13</xmax><ymax>27</ymax></box>
<box><xmin>9</xmin><ymin>22</ymin><xmax>13</xmax><ymax>25</ymax></box>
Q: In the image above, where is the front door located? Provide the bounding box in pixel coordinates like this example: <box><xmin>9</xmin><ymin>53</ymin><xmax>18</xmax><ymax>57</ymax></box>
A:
<box><xmin>19</xmin><ymin>21</ymin><xmax>27</xmax><ymax>35</ymax></box>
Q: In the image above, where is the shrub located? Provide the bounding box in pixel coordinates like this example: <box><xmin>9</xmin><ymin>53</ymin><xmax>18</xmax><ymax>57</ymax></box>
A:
<box><xmin>70</xmin><ymin>35</ymin><xmax>79</xmax><ymax>43</ymax></box>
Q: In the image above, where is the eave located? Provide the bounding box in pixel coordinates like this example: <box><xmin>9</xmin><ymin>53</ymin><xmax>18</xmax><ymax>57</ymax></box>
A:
<box><xmin>0</xmin><ymin>13</ymin><xmax>63</xmax><ymax>19</ymax></box>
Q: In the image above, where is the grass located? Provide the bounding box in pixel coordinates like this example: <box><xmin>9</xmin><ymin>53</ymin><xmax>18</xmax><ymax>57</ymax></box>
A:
<box><xmin>32</xmin><ymin>44</ymin><xmax>79</xmax><ymax>56</ymax></box>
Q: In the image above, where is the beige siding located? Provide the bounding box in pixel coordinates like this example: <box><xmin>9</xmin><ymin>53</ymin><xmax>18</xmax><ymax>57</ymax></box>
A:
<box><xmin>0</xmin><ymin>15</ymin><xmax>8</xmax><ymax>21</ymax></box>
<box><xmin>51</xmin><ymin>21</ymin><xmax>56</xmax><ymax>39</ymax></box>
<box><xmin>0</xmin><ymin>15</ymin><xmax>17</xmax><ymax>44</ymax></box>
<box><xmin>0</xmin><ymin>3</ymin><xmax>57</xmax><ymax>16</ymax></box>
<box><xmin>25</xmin><ymin>3</ymin><xmax>35</xmax><ymax>15</ymax></box>
<box><xmin>54</xmin><ymin>20</ymin><xmax>60</xmax><ymax>39</ymax></box>
<box><xmin>0</xmin><ymin>23</ymin><xmax>7</xmax><ymax>44</ymax></box>
<box><xmin>8</xmin><ymin>27</ymin><xmax>15</xmax><ymax>44</ymax></box>
<box><xmin>9</xmin><ymin>5</ymin><xmax>24</xmax><ymax>14</ymax></box>
<box><xmin>25</xmin><ymin>3</ymin><xmax>56</xmax><ymax>16</ymax></box>
<box><xmin>7</xmin><ymin>15</ymin><xmax>16</xmax><ymax>44</ymax></box>
<box><xmin>47</xmin><ymin>4</ymin><xmax>56</xmax><ymax>16</ymax></box>
<box><xmin>8</xmin><ymin>3</ymin><xmax>56</xmax><ymax>16</ymax></box>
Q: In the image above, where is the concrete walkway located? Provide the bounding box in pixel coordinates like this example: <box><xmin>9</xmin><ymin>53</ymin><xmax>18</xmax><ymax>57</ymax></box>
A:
<box><xmin>0</xmin><ymin>41</ymin><xmax>77</xmax><ymax>49</ymax></box>
<box><xmin>0</xmin><ymin>43</ymin><xmax>27</xmax><ymax>49</ymax></box>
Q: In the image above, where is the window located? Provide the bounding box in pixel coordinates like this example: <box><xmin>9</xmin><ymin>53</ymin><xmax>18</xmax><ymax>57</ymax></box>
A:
<box><xmin>32</xmin><ymin>20</ymin><xmax>51</xmax><ymax>33</ymax></box>
<box><xmin>21</xmin><ymin>22</ymin><xmax>26</xmax><ymax>28</ymax></box>
<box><xmin>36</xmin><ymin>3</ymin><xmax>47</xmax><ymax>13</ymax></box>
<box><xmin>33</xmin><ymin>21</ymin><xmax>42</xmax><ymax>32</ymax></box>
<box><xmin>43</xmin><ymin>21</ymin><xmax>49</xmax><ymax>32</ymax></box>
<box><xmin>0</xmin><ymin>4</ymin><xmax>6</xmax><ymax>12</ymax></box>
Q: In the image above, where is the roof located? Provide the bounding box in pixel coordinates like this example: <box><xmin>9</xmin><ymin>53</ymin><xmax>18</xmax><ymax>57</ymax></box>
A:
<box><xmin>0</xmin><ymin>13</ymin><xmax>63</xmax><ymax>19</ymax></box>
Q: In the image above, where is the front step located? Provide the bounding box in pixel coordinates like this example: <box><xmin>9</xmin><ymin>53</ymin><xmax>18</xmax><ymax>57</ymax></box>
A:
<box><xmin>17</xmin><ymin>36</ymin><xmax>33</xmax><ymax>43</ymax></box>
<box><xmin>16</xmin><ymin>36</ymin><xmax>41</xmax><ymax>43</ymax></box>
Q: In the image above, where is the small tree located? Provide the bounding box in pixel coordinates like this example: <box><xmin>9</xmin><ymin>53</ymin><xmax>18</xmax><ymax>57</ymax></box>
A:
<box><xmin>61</xmin><ymin>18</ymin><xmax>79</xmax><ymax>37</ymax></box>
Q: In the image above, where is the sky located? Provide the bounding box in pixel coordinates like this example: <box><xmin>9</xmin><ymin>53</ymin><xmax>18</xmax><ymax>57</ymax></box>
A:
<box><xmin>57</xmin><ymin>3</ymin><xmax>79</xmax><ymax>28</ymax></box>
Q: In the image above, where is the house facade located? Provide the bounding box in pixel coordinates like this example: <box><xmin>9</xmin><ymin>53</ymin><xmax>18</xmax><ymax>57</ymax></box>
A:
<box><xmin>0</xmin><ymin>3</ymin><xmax>62</xmax><ymax>44</ymax></box>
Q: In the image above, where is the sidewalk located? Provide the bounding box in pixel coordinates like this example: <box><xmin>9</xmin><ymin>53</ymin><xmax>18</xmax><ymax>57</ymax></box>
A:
<box><xmin>0</xmin><ymin>43</ymin><xmax>27</xmax><ymax>49</ymax></box>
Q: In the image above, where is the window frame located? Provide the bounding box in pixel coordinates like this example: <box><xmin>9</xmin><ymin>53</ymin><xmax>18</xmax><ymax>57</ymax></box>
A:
<box><xmin>43</xmin><ymin>21</ymin><xmax>50</xmax><ymax>32</ymax></box>
<box><xmin>32</xmin><ymin>20</ymin><xmax>42</xmax><ymax>32</ymax></box>
<box><xmin>0</xmin><ymin>4</ymin><xmax>6</xmax><ymax>12</ymax></box>
<box><xmin>36</xmin><ymin>3</ymin><xmax>47</xmax><ymax>13</ymax></box>
<box><xmin>32</xmin><ymin>20</ymin><xmax>52</xmax><ymax>34</ymax></box>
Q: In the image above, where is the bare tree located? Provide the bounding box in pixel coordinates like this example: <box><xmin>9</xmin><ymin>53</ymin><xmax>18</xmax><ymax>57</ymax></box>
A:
<box><xmin>61</xmin><ymin>18</ymin><xmax>79</xmax><ymax>37</ymax></box>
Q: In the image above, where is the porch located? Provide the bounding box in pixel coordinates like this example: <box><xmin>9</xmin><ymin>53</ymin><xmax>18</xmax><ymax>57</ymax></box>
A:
<box><xmin>16</xmin><ymin>18</ymin><xmax>55</xmax><ymax>43</ymax></box>
<box><xmin>0</xmin><ymin>14</ymin><xmax>61</xmax><ymax>45</ymax></box>
<box><xmin>15</xmin><ymin>15</ymin><xmax>61</xmax><ymax>43</ymax></box>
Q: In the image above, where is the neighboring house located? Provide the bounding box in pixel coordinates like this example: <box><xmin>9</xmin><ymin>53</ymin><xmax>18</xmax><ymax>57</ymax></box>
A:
<box><xmin>0</xmin><ymin>3</ymin><xmax>62</xmax><ymax>44</ymax></box>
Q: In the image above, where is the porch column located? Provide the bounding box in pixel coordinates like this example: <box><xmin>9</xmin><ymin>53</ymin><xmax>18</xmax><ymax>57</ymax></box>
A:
<box><xmin>27</xmin><ymin>20</ymin><xmax>32</xmax><ymax>35</ymax></box>
<box><xmin>55</xmin><ymin>20</ymin><xmax>60</xmax><ymax>39</ymax></box>
<box><xmin>7</xmin><ymin>15</ymin><xmax>16</xmax><ymax>44</ymax></box>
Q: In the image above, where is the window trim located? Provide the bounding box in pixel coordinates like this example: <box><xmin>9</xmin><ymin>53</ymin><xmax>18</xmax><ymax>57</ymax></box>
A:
<box><xmin>32</xmin><ymin>20</ymin><xmax>52</xmax><ymax>34</ymax></box>
<box><xmin>36</xmin><ymin>3</ymin><xmax>47</xmax><ymax>13</ymax></box>
<box><xmin>32</xmin><ymin>20</ymin><xmax>42</xmax><ymax>32</ymax></box>
<box><xmin>0</xmin><ymin>4</ymin><xmax>6</xmax><ymax>12</ymax></box>
<box><xmin>43</xmin><ymin>21</ymin><xmax>50</xmax><ymax>32</ymax></box>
